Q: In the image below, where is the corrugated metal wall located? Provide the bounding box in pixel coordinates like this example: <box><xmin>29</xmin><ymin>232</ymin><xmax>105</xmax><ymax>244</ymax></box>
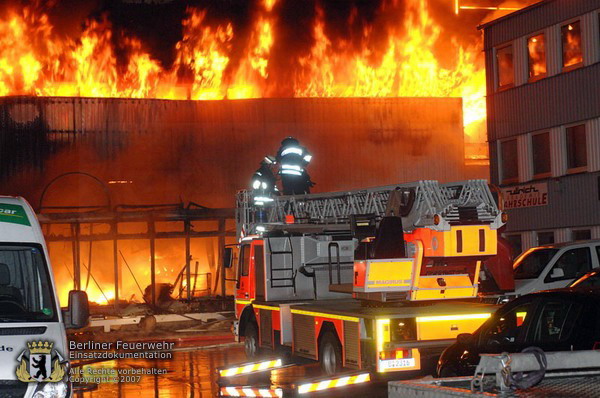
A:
<box><xmin>0</xmin><ymin>96</ymin><xmax>466</xmax><ymax>208</ymax></box>
<box><xmin>503</xmin><ymin>172</ymin><xmax>600</xmax><ymax>233</ymax></box>
<box><xmin>482</xmin><ymin>0</ymin><xmax>600</xmax><ymax>50</ymax></box>
<box><xmin>487</xmin><ymin>63</ymin><xmax>600</xmax><ymax>141</ymax></box>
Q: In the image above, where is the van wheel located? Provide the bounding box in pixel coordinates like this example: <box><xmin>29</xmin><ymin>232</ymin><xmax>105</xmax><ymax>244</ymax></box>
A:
<box><xmin>319</xmin><ymin>331</ymin><xmax>343</xmax><ymax>375</ymax></box>
<box><xmin>244</xmin><ymin>322</ymin><xmax>261</xmax><ymax>358</ymax></box>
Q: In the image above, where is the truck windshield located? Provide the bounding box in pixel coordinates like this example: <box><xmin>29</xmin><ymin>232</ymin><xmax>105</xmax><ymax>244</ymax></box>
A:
<box><xmin>513</xmin><ymin>248</ymin><xmax>559</xmax><ymax>280</ymax></box>
<box><xmin>0</xmin><ymin>244</ymin><xmax>57</xmax><ymax>322</ymax></box>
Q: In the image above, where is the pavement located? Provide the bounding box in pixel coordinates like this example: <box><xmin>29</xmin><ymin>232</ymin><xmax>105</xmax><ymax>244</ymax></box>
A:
<box><xmin>71</xmin><ymin>344</ymin><xmax>394</xmax><ymax>397</ymax></box>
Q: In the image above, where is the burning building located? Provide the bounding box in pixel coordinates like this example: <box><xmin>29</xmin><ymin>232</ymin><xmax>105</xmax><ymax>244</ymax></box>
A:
<box><xmin>0</xmin><ymin>0</ymin><xmax>533</xmax><ymax>306</ymax></box>
<box><xmin>1</xmin><ymin>95</ymin><xmax>467</xmax><ymax>306</ymax></box>
<box><xmin>481</xmin><ymin>0</ymin><xmax>600</xmax><ymax>253</ymax></box>
<box><xmin>0</xmin><ymin>0</ymin><xmax>496</xmax><ymax>158</ymax></box>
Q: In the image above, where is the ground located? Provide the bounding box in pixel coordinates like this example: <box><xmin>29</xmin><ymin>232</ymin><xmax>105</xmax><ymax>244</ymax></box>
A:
<box><xmin>72</xmin><ymin>344</ymin><xmax>390</xmax><ymax>397</ymax></box>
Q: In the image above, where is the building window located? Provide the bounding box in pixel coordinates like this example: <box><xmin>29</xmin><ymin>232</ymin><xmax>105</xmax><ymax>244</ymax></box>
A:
<box><xmin>505</xmin><ymin>234</ymin><xmax>523</xmax><ymax>256</ymax></box>
<box><xmin>528</xmin><ymin>33</ymin><xmax>547</xmax><ymax>80</ymax></box>
<box><xmin>537</xmin><ymin>231</ymin><xmax>555</xmax><ymax>246</ymax></box>
<box><xmin>561</xmin><ymin>21</ymin><xmax>583</xmax><ymax>69</ymax></box>
<box><xmin>500</xmin><ymin>139</ymin><xmax>518</xmax><ymax>183</ymax></box>
<box><xmin>496</xmin><ymin>45</ymin><xmax>514</xmax><ymax>89</ymax></box>
<box><xmin>566</xmin><ymin>124</ymin><xmax>587</xmax><ymax>171</ymax></box>
<box><xmin>531</xmin><ymin>132</ymin><xmax>551</xmax><ymax>177</ymax></box>
<box><xmin>572</xmin><ymin>229</ymin><xmax>591</xmax><ymax>241</ymax></box>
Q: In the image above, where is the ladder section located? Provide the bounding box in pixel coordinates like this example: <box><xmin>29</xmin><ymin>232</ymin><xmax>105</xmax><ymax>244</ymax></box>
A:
<box><xmin>266</xmin><ymin>236</ymin><xmax>295</xmax><ymax>289</ymax></box>
<box><xmin>237</xmin><ymin>180</ymin><xmax>502</xmax><ymax>239</ymax></box>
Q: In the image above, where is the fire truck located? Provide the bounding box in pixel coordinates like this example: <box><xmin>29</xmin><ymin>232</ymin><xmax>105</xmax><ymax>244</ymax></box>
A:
<box><xmin>226</xmin><ymin>179</ymin><xmax>506</xmax><ymax>376</ymax></box>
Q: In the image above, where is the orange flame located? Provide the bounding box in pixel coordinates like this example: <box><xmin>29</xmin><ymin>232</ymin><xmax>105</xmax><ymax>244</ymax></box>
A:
<box><xmin>6</xmin><ymin>0</ymin><xmax>537</xmax><ymax>305</ymax></box>
<box><xmin>0</xmin><ymin>0</ymin><xmax>489</xmax><ymax>147</ymax></box>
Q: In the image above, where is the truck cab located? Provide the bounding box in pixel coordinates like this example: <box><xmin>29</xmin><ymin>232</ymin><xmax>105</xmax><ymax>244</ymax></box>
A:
<box><xmin>233</xmin><ymin>237</ymin><xmax>261</xmax><ymax>347</ymax></box>
<box><xmin>0</xmin><ymin>197</ymin><xmax>89</xmax><ymax>398</ymax></box>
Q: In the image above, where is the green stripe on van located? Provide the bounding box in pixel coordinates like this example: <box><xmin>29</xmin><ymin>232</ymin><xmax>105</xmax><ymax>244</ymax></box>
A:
<box><xmin>0</xmin><ymin>203</ymin><xmax>31</xmax><ymax>226</ymax></box>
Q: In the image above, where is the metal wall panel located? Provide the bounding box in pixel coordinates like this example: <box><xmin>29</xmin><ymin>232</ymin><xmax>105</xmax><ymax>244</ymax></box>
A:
<box><xmin>589</xmin><ymin>118</ymin><xmax>600</xmax><ymax>172</ymax></box>
<box><xmin>489</xmin><ymin>141</ymin><xmax>499</xmax><ymax>185</ymax></box>
<box><xmin>343</xmin><ymin>320</ymin><xmax>360</xmax><ymax>369</ymax></box>
<box><xmin>550</xmin><ymin>126</ymin><xmax>567</xmax><ymax>177</ymax></box>
<box><xmin>487</xmin><ymin>62</ymin><xmax>600</xmax><ymax>141</ymax></box>
<box><xmin>582</xmin><ymin>11</ymin><xmax>600</xmax><ymax>66</ymax></box>
<box><xmin>482</xmin><ymin>0</ymin><xmax>600</xmax><ymax>50</ymax></box>
<box><xmin>503</xmin><ymin>172</ymin><xmax>600</xmax><ymax>232</ymax></box>
<box><xmin>260</xmin><ymin>309</ymin><xmax>273</xmax><ymax>348</ymax></box>
<box><xmin>0</xmin><ymin>97</ymin><xmax>466</xmax><ymax>208</ymax></box>
<box><xmin>292</xmin><ymin>313</ymin><xmax>316</xmax><ymax>359</ymax></box>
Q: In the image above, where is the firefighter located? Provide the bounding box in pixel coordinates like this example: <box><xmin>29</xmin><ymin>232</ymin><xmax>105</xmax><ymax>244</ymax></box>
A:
<box><xmin>275</xmin><ymin>137</ymin><xmax>314</xmax><ymax>195</ymax></box>
<box><xmin>251</xmin><ymin>157</ymin><xmax>277</xmax><ymax>208</ymax></box>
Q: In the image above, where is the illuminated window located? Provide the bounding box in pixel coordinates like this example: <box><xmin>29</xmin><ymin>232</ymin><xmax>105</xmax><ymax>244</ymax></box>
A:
<box><xmin>532</xmin><ymin>132</ymin><xmax>551</xmax><ymax>177</ymax></box>
<box><xmin>566</xmin><ymin>124</ymin><xmax>587</xmax><ymax>170</ymax></box>
<box><xmin>528</xmin><ymin>34</ymin><xmax>547</xmax><ymax>80</ymax></box>
<box><xmin>500</xmin><ymin>139</ymin><xmax>518</xmax><ymax>183</ymax></box>
<box><xmin>561</xmin><ymin>21</ymin><xmax>583</xmax><ymax>69</ymax></box>
<box><xmin>496</xmin><ymin>45</ymin><xmax>514</xmax><ymax>89</ymax></box>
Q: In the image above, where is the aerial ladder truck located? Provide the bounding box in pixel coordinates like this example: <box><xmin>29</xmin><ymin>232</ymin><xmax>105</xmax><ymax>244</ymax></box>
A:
<box><xmin>226</xmin><ymin>179</ymin><xmax>506</xmax><ymax>377</ymax></box>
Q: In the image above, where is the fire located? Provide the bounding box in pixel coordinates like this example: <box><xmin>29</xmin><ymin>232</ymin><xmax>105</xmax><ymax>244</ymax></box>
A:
<box><xmin>0</xmin><ymin>0</ymin><xmax>491</xmax><ymax>151</ymax></box>
<box><xmin>295</xmin><ymin>0</ymin><xmax>487</xmax><ymax>138</ymax></box>
<box><xmin>562</xmin><ymin>22</ymin><xmax>582</xmax><ymax>68</ymax></box>
<box><xmin>49</xmin><ymin>233</ymin><xmax>220</xmax><ymax>307</ymax></box>
<box><xmin>5</xmin><ymin>1</ymin><xmax>538</xmax><ymax>305</ymax></box>
<box><xmin>527</xmin><ymin>34</ymin><xmax>547</xmax><ymax>78</ymax></box>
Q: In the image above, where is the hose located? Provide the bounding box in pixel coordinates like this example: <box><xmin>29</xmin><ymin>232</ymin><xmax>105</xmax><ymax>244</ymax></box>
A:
<box><xmin>504</xmin><ymin>346</ymin><xmax>547</xmax><ymax>390</ymax></box>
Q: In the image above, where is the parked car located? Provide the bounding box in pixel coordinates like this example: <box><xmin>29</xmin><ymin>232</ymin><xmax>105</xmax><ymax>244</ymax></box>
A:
<box><xmin>436</xmin><ymin>288</ymin><xmax>600</xmax><ymax>377</ymax></box>
<box><xmin>569</xmin><ymin>269</ymin><xmax>600</xmax><ymax>288</ymax></box>
<box><xmin>511</xmin><ymin>240</ymin><xmax>600</xmax><ymax>296</ymax></box>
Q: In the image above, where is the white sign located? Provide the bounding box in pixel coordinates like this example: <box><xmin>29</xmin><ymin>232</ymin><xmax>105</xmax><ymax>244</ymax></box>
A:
<box><xmin>501</xmin><ymin>183</ymin><xmax>548</xmax><ymax>210</ymax></box>
<box><xmin>378</xmin><ymin>358</ymin><xmax>416</xmax><ymax>371</ymax></box>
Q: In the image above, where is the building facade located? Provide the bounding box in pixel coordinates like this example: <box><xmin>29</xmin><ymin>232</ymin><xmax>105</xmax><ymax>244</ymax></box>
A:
<box><xmin>481</xmin><ymin>0</ymin><xmax>600</xmax><ymax>254</ymax></box>
<box><xmin>0</xmin><ymin>97</ymin><xmax>469</xmax><ymax>208</ymax></box>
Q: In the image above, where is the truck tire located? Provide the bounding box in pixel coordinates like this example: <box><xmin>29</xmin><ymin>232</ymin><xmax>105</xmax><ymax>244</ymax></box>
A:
<box><xmin>244</xmin><ymin>322</ymin><xmax>261</xmax><ymax>358</ymax></box>
<box><xmin>319</xmin><ymin>331</ymin><xmax>343</xmax><ymax>375</ymax></box>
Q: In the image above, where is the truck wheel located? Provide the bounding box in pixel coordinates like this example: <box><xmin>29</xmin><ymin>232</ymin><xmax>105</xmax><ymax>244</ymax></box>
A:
<box><xmin>319</xmin><ymin>331</ymin><xmax>342</xmax><ymax>375</ymax></box>
<box><xmin>244</xmin><ymin>322</ymin><xmax>261</xmax><ymax>358</ymax></box>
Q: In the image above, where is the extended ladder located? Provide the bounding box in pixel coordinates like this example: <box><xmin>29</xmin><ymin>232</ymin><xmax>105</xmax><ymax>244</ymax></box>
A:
<box><xmin>236</xmin><ymin>180</ymin><xmax>503</xmax><ymax>239</ymax></box>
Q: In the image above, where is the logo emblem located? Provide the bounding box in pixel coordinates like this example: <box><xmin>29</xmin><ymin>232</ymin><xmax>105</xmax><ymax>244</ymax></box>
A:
<box><xmin>15</xmin><ymin>341</ymin><xmax>66</xmax><ymax>383</ymax></box>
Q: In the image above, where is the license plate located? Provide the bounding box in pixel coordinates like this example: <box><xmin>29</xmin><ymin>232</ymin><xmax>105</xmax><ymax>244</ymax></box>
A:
<box><xmin>379</xmin><ymin>358</ymin><xmax>417</xmax><ymax>371</ymax></box>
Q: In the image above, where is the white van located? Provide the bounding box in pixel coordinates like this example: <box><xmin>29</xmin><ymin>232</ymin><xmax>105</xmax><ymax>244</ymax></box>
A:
<box><xmin>512</xmin><ymin>239</ymin><xmax>600</xmax><ymax>296</ymax></box>
<box><xmin>0</xmin><ymin>196</ymin><xmax>88</xmax><ymax>398</ymax></box>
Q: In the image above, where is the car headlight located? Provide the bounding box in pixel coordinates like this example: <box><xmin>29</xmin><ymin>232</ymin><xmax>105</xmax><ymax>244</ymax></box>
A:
<box><xmin>33</xmin><ymin>381</ymin><xmax>68</xmax><ymax>398</ymax></box>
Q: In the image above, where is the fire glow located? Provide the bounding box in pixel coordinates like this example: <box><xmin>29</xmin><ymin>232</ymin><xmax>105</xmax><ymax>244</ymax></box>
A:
<box><xmin>0</xmin><ymin>0</ymin><xmax>498</xmax><ymax>152</ymax></box>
